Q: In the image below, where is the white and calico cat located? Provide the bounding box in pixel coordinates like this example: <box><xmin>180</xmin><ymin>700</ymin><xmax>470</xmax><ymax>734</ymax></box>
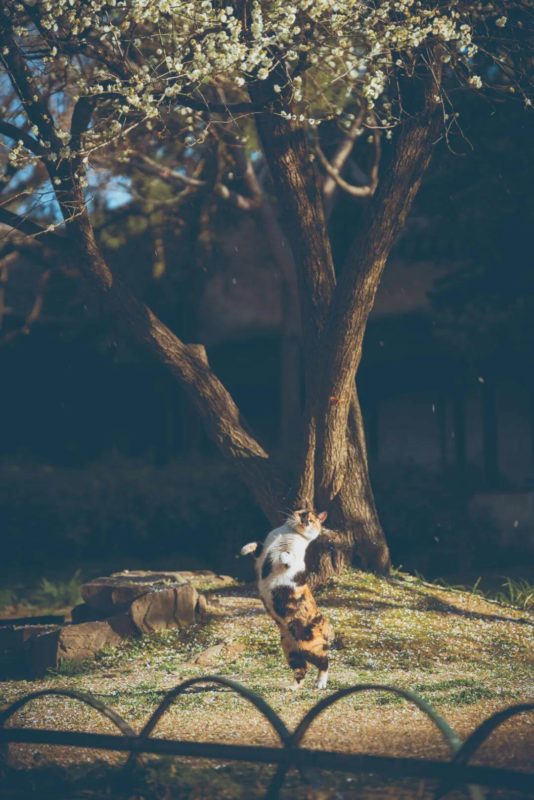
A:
<box><xmin>241</xmin><ymin>509</ymin><xmax>333</xmax><ymax>689</ymax></box>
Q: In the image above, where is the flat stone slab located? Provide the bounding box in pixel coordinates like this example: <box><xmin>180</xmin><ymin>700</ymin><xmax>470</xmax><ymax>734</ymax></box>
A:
<box><xmin>81</xmin><ymin>570</ymin><xmax>230</xmax><ymax>613</ymax></box>
<box><xmin>81</xmin><ymin>573</ymin><xmax>188</xmax><ymax>612</ymax></box>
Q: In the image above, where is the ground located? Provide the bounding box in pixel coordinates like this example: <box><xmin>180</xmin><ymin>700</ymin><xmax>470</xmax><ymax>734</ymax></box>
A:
<box><xmin>0</xmin><ymin>569</ymin><xmax>533</xmax><ymax>798</ymax></box>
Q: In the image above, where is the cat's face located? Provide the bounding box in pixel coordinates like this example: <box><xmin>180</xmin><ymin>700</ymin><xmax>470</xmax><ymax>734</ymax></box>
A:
<box><xmin>290</xmin><ymin>509</ymin><xmax>328</xmax><ymax>540</ymax></box>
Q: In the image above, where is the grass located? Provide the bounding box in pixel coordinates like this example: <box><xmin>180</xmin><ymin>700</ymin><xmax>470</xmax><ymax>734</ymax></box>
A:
<box><xmin>413</xmin><ymin>572</ymin><xmax>534</xmax><ymax>612</ymax></box>
<box><xmin>0</xmin><ymin>567</ymin><xmax>532</xmax><ymax>798</ymax></box>
<box><xmin>494</xmin><ymin>577</ymin><xmax>534</xmax><ymax>610</ymax></box>
<box><xmin>31</xmin><ymin>570</ymin><xmax>83</xmax><ymax>609</ymax></box>
<box><xmin>0</xmin><ymin>570</ymin><xmax>84</xmax><ymax>614</ymax></box>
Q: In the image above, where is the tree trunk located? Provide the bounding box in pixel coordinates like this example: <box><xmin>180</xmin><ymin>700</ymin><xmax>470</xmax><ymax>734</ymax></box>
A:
<box><xmin>252</xmin><ymin>67</ymin><xmax>442</xmax><ymax>577</ymax></box>
<box><xmin>251</xmin><ymin>93</ymin><xmax>391</xmax><ymax>575</ymax></box>
<box><xmin>306</xmin><ymin>390</ymin><xmax>389</xmax><ymax>581</ymax></box>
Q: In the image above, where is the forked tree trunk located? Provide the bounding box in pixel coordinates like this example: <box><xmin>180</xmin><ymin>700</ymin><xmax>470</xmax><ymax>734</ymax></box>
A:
<box><xmin>251</xmin><ymin>69</ymin><xmax>442</xmax><ymax>579</ymax></box>
<box><xmin>250</xmin><ymin>108</ymin><xmax>388</xmax><ymax>575</ymax></box>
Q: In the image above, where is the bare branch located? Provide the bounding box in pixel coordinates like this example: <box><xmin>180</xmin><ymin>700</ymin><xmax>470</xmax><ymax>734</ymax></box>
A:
<box><xmin>213</xmin><ymin>179</ymin><xmax>262</xmax><ymax>211</ymax></box>
<box><xmin>135</xmin><ymin>149</ymin><xmax>263</xmax><ymax>212</ymax></box>
<box><xmin>134</xmin><ymin>153</ymin><xmax>205</xmax><ymax>188</ymax></box>
<box><xmin>0</xmin><ymin>206</ymin><xmax>69</xmax><ymax>250</ymax></box>
<box><xmin>0</xmin><ymin>120</ymin><xmax>46</xmax><ymax>156</ymax></box>
<box><xmin>0</xmin><ymin>12</ymin><xmax>61</xmax><ymax>153</ymax></box>
<box><xmin>321</xmin><ymin>112</ymin><xmax>365</xmax><ymax>205</ymax></box>
<box><xmin>0</xmin><ymin>161</ymin><xmax>48</xmax><ymax>206</ymax></box>
<box><xmin>316</xmin><ymin>127</ymin><xmax>381</xmax><ymax>201</ymax></box>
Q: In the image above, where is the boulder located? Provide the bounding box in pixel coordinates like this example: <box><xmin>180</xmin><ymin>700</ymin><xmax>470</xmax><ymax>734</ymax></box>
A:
<box><xmin>129</xmin><ymin>584</ymin><xmax>200</xmax><ymax>634</ymax></box>
<box><xmin>193</xmin><ymin>643</ymin><xmax>225</xmax><ymax>666</ymax></box>
<box><xmin>29</xmin><ymin>613</ymin><xmax>136</xmax><ymax>675</ymax></box>
<box><xmin>0</xmin><ymin>623</ymin><xmax>61</xmax><ymax>678</ymax></box>
<box><xmin>81</xmin><ymin>570</ymin><xmax>233</xmax><ymax>613</ymax></box>
<box><xmin>0</xmin><ymin>623</ymin><xmax>60</xmax><ymax>654</ymax></box>
<box><xmin>80</xmin><ymin>572</ymin><xmax>190</xmax><ymax>613</ymax></box>
<box><xmin>196</xmin><ymin>593</ymin><xmax>208</xmax><ymax>621</ymax></box>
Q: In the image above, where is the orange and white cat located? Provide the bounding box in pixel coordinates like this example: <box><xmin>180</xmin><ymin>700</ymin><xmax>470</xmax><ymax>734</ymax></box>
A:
<box><xmin>241</xmin><ymin>509</ymin><xmax>334</xmax><ymax>689</ymax></box>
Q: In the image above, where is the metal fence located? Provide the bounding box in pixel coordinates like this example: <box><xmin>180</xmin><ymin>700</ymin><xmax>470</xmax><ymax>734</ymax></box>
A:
<box><xmin>1</xmin><ymin>677</ymin><xmax>533</xmax><ymax>798</ymax></box>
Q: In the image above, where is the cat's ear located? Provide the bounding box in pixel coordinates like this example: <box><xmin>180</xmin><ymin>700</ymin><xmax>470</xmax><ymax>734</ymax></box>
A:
<box><xmin>317</xmin><ymin>511</ymin><xmax>328</xmax><ymax>524</ymax></box>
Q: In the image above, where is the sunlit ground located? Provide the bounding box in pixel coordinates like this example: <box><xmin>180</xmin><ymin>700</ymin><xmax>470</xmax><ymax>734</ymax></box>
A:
<box><xmin>1</xmin><ymin>569</ymin><xmax>533</xmax><ymax>798</ymax></box>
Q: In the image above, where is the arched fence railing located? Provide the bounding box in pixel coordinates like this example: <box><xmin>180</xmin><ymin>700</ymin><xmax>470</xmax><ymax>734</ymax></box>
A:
<box><xmin>0</xmin><ymin>678</ymin><xmax>532</xmax><ymax>799</ymax></box>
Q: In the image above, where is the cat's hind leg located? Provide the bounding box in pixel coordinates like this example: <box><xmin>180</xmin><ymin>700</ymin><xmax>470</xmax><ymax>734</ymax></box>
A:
<box><xmin>292</xmin><ymin>633</ymin><xmax>329</xmax><ymax>689</ymax></box>
<box><xmin>280</xmin><ymin>627</ymin><xmax>307</xmax><ymax>689</ymax></box>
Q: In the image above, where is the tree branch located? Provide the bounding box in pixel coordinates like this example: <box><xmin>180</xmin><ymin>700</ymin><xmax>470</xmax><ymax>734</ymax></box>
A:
<box><xmin>0</xmin><ymin>120</ymin><xmax>46</xmax><ymax>156</ymax></box>
<box><xmin>316</xmin><ymin>141</ymin><xmax>377</xmax><ymax>198</ymax></box>
<box><xmin>319</xmin><ymin>115</ymin><xmax>382</xmax><ymax>221</ymax></box>
<box><xmin>0</xmin><ymin>206</ymin><xmax>69</xmax><ymax>249</ymax></box>
<box><xmin>0</xmin><ymin>12</ymin><xmax>61</xmax><ymax>153</ymax></box>
<box><xmin>321</xmin><ymin>113</ymin><xmax>365</xmax><ymax>204</ymax></box>
<box><xmin>135</xmin><ymin>149</ymin><xmax>263</xmax><ymax>212</ymax></box>
<box><xmin>314</xmin><ymin>66</ymin><xmax>444</xmax><ymax>504</ymax></box>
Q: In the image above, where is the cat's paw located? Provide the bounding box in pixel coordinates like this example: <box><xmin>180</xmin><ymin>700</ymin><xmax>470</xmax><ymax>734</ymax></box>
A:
<box><xmin>316</xmin><ymin>671</ymin><xmax>329</xmax><ymax>690</ymax></box>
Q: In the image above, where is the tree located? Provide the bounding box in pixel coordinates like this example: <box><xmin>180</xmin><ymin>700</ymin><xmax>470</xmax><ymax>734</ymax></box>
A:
<box><xmin>0</xmin><ymin>1</ymin><xmax>529</xmax><ymax>578</ymax></box>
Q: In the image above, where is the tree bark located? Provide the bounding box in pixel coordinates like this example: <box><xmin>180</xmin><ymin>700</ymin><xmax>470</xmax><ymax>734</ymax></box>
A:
<box><xmin>251</xmin><ymin>115</ymin><xmax>391</xmax><ymax>571</ymax></box>
<box><xmin>250</xmin><ymin>66</ymin><xmax>442</xmax><ymax>577</ymax></box>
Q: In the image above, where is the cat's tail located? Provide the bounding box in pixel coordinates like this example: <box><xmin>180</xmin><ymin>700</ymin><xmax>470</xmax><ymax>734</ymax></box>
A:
<box><xmin>239</xmin><ymin>541</ymin><xmax>262</xmax><ymax>557</ymax></box>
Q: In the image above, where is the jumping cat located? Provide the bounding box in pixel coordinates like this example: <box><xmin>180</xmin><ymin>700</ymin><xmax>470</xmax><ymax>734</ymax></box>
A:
<box><xmin>240</xmin><ymin>509</ymin><xmax>334</xmax><ymax>689</ymax></box>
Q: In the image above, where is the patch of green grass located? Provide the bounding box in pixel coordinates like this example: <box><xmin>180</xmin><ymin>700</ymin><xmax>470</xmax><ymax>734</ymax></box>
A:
<box><xmin>0</xmin><ymin>588</ymin><xmax>17</xmax><ymax>611</ymax></box>
<box><xmin>494</xmin><ymin>578</ymin><xmax>534</xmax><ymax>611</ymax></box>
<box><xmin>446</xmin><ymin>686</ymin><xmax>503</xmax><ymax>706</ymax></box>
<box><xmin>31</xmin><ymin>570</ymin><xmax>83</xmax><ymax>609</ymax></box>
<box><xmin>411</xmin><ymin>678</ymin><xmax>511</xmax><ymax>707</ymax></box>
<box><xmin>48</xmin><ymin>658</ymin><xmax>97</xmax><ymax>677</ymax></box>
<box><xmin>413</xmin><ymin>572</ymin><xmax>534</xmax><ymax>612</ymax></box>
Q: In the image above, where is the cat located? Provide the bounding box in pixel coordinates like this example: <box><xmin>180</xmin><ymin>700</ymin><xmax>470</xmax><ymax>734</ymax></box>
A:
<box><xmin>240</xmin><ymin>509</ymin><xmax>334</xmax><ymax>689</ymax></box>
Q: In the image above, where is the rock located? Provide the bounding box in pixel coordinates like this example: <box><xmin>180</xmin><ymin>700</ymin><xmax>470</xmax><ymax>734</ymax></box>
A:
<box><xmin>81</xmin><ymin>570</ymin><xmax>232</xmax><ymax>613</ymax></box>
<box><xmin>80</xmin><ymin>572</ymin><xmax>189</xmax><ymax>613</ymax></box>
<box><xmin>0</xmin><ymin>624</ymin><xmax>62</xmax><ymax>679</ymax></box>
<box><xmin>129</xmin><ymin>584</ymin><xmax>200</xmax><ymax>634</ymax></box>
<box><xmin>196</xmin><ymin>593</ymin><xmax>208</xmax><ymax>621</ymax></box>
<box><xmin>193</xmin><ymin>643</ymin><xmax>225</xmax><ymax>666</ymax></box>
<box><xmin>193</xmin><ymin>641</ymin><xmax>246</xmax><ymax>666</ymax></box>
<box><xmin>29</xmin><ymin>614</ymin><xmax>136</xmax><ymax>675</ymax></box>
<box><xmin>0</xmin><ymin>623</ymin><xmax>60</xmax><ymax>654</ymax></box>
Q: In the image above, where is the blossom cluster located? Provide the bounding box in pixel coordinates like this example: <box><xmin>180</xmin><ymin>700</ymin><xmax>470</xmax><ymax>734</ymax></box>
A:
<box><xmin>0</xmin><ymin>0</ymin><xmax>525</xmax><ymax>170</ymax></box>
